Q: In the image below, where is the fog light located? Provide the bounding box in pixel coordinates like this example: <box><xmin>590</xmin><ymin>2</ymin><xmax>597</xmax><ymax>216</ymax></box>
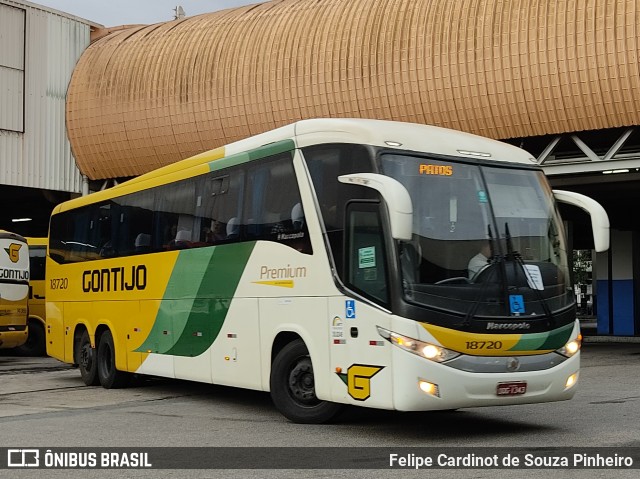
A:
<box><xmin>419</xmin><ymin>380</ymin><xmax>440</xmax><ymax>397</ymax></box>
<box><xmin>565</xmin><ymin>372</ymin><xmax>578</xmax><ymax>389</ymax></box>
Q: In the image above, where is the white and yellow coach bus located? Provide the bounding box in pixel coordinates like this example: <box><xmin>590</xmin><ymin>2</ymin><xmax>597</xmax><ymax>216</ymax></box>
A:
<box><xmin>46</xmin><ymin>119</ymin><xmax>609</xmax><ymax>423</ymax></box>
<box><xmin>0</xmin><ymin>230</ymin><xmax>29</xmax><ymax>350</ymax></box>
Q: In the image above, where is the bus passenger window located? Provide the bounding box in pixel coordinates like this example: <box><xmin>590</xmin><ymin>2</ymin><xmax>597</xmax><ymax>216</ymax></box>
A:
<box><xmin>244</xmin><ymin>153</ymin><xmax>312</xmax><ymax>254</ymax></box>
<box><xmin>200</xmin><ymin>171</ymin><xmax>244</xmax><ymax>244</ymax></box>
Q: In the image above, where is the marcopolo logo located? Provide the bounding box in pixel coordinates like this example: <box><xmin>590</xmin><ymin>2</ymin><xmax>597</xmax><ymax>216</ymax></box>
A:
<box><xmin>8</xmin><ymin>449</ymin><xmax>39</xmax><ymax>467</ymax></box>
<box><xmin>486</xmin><ymin>322</ymin><xmax>531</xmax><ymax>330</ymax></box>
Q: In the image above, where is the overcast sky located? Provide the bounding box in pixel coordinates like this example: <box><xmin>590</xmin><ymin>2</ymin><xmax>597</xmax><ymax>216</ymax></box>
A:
<box><xmin>32</xmin><ymin>0</ymin><xmax>259</xmax><ymax>26</ymax></box>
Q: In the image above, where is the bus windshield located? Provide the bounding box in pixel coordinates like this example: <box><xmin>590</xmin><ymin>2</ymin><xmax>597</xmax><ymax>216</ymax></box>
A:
<box><xmin>380</xmin><ymin>154</ymin><xmax>572</xmax><ymax>318</ymax></box>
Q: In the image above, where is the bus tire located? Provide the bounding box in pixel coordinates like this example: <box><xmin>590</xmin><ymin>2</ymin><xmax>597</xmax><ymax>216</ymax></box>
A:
<box><xmin>97</xmin><ymin>330</ymin><xmax>131</xmax><ymax>389</ymax></box>
<box><xmin>270</xmin><ymin>339</ymin><xmax>343</xmax><ymax>424</ymax></box>
<box><xmin>75</xmin><ymin>330</ymin><xmax>99</xmax><ymax>386</ymax></box>
<box><xmin>16</xmin><ymin>320</ymin><xmax>46</xmax><ymax>356</ymax></box>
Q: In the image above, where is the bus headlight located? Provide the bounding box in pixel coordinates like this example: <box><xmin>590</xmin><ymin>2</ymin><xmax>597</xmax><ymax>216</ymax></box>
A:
<box><xmin>556</xmin><ymin>335</ymin><xmax>581</xmax><ymax>358</ymax></box>
<box><xmin>377</xmin><ymin>327</ymin><xmax>460</xmax><ymax>363</ymax></box>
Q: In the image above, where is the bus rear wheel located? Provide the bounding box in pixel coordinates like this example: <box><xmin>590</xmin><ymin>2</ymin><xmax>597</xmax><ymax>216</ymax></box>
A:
<box><xmin>270</xmin><ymin>339</ymin><xmax>342</xmax><ymax>424</ymax></box>
<box><xmin>75</xmin><ymin>330</ymin><xmax>99</xmax><ymax>386</ymax></box>
<box><xmin>97</xmin><ymin>330</ymin><xmax>131</xmax><ymax>389</ymax></box>
<box><xmin>16</xmin><ymin>320</ymin><xmax>46</xmax><ymax>356</ymax></box>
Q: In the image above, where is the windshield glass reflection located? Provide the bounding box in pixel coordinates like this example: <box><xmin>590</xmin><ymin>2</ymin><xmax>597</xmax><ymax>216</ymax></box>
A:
<box><xmin>380</xmin><ymin>154</ymin><xmax>572</xmax><ymax>318</ymax></box>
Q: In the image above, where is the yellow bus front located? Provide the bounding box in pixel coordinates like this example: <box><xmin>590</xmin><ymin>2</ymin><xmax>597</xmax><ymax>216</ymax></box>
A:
<box><xmin>0</xmin><ymin>231</ymin><xmax>30</xmax><ymax>349</ymax></box>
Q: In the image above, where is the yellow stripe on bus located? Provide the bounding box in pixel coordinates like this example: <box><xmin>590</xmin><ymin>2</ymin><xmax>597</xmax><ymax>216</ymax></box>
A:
<box><xmin>420</xmin><ymin>323</ymin><xmax>554</xmax><ymax>356</ymax></box>
<box><xmin>252</xmin><ymin>280</ymin><xmax>295</xmax><ymax>288</ymax></box>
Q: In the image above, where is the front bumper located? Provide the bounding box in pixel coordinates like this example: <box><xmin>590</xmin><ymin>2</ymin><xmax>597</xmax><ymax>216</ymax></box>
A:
<box><xmin>392</xmin><ymin>346</ymin><xmax>579</xmax><ymax>411</ymax></box>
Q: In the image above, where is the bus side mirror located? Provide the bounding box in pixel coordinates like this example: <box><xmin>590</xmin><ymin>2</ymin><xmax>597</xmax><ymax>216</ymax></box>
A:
<box><xmin>553</xmin><ymin>190</ymin><xmax>610</xmax><ymax>252</ymax></box>
<box><xmin>338</xmin><ymin>173</ymin><xmax>413</xmax><ymax>240</ymax></box>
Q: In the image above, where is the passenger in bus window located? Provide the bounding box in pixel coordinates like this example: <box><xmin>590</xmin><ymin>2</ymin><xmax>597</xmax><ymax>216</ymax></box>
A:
<box><xmin>134</xmin><ymin>233</ymin><xmax>151</xmax><ymax>253</ymax></box>
<box><xmin>226</xmin><ymin>218</ymin><xmax>239</xmax><ymax>240</ymax></box>
<box><xmin>209</xmin><ymin>220</ymin><xmax>227</xmax><ymax>242</ymax></box>
<box><xmin>291</xmin><ymin>203</ymin><xmax>304</xmax><ymax>231</ymax></box>
<box><xmin>169</xmin><ymin>229</ymin><xmax>192</xmax><ymax>249</ymax></box>
<box><xmin>468</xmin><ymin>242</ymin><xmax>492</xmax><ymax>279</ymax></box>
<box><xmin>100</xmin><ymin>240</ymin><xmax>115</xmax><ymax>258</ymax></box>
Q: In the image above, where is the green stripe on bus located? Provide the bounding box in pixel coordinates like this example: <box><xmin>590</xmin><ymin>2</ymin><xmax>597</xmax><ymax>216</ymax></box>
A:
<box><xmin>135</xmin><ymin>242</ymin><xmax>255</xmax><ymax>356</ymax></box>
<box><xmin>208</xmin><ymin>139</ymin><xmax>295</xmax><ymax>172</ymax></box>
<box><xmin>537</xmin><ymin>322</ymin><xmax>574</xmax><ymax>350</ymax></box>
<box><xmin>506</xmin><ymin>331</ymin><xmax>548</xmax><ymax>352</ymax></box>
<box><xmin>508</xmin><ymin>322</ymin><xmax>574</xmax><ymax>352</ymax></box>
<box><xmin>166</xmin><ymin>242</ymin><xmax>255</xmax><ymax>356</ymax></box>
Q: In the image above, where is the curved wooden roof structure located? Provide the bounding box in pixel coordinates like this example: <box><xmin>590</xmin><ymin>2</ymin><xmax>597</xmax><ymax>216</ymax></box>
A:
<box><xmin>66</xmin><ymin>0</ymin><xmax>640</xmax><ymax>180</ymax></box>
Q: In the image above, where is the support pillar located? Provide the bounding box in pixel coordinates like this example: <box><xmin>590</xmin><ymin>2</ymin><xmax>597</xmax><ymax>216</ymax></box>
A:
<box><xmin>595</xmin><ymin>230</ymin><xmax>635</xmax><ymax>335</ymax></box>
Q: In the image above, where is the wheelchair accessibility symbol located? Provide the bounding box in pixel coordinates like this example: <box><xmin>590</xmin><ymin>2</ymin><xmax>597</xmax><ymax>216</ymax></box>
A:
<box><xmin>509</xmin><ymin>294</ymin><xmax>525</xmax><ymax>314</ymax></box>
<box><xmin>345</xmin><ymin>300</ymin><xmax>356</xmax><ymax>319</ymax></box>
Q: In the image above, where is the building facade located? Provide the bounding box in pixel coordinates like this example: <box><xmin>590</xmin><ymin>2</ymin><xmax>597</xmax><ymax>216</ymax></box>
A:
<box><xmin>0</xmin><ymin>0</ymin><xmax>98</xmax><ymax>235</ymax></box>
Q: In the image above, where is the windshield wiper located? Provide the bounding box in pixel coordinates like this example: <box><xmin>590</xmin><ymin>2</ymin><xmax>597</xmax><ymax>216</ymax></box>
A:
<box><xmin>504</xmin><ymin>222</ymin><xmax>555</xmax><ymax>327</ymax></box>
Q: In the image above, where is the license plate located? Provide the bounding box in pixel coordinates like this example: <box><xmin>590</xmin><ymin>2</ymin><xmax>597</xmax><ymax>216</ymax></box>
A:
<box><xmin>496</xmin><ymin>381</ymin><xmax>527</xmax><ymax>396</ymax></box>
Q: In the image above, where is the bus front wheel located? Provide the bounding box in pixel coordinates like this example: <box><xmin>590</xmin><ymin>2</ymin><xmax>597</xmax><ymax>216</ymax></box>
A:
<box><xmin>270</xmin><ymin>339</ymin><xmax>342</xmax><ymax>424</ymax></box>
<box><xmin>75</xmin><ymin>330</ymin><xmax>99</xmax><ymax>386</ymax></box>
<box><xmin>96</xmin><ymin>330</ymin><xmax>131</xmax><ymax>389</ymax></box>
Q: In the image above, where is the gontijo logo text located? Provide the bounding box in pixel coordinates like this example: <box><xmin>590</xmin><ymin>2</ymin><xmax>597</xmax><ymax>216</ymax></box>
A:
<box><xmin>82</xmin><ymin>265</ymin><xmax>147</xmax><ymax>292</ymax></box>
<box><xmin>0</xmin><ymin>268</ymin><xmax>29</xmax><ymax>281</ymax></box>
